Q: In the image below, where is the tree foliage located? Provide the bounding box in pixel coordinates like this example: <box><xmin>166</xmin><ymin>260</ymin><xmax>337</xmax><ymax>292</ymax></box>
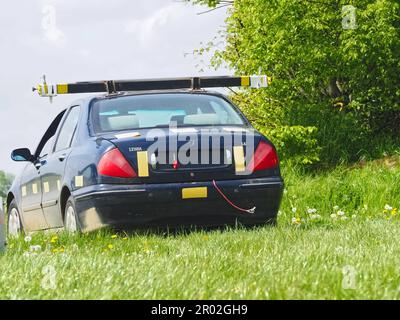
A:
<box><xmin>190</xmin><ymin>0</ymin><xmax>400</xmax><ymax>165</ymax></box>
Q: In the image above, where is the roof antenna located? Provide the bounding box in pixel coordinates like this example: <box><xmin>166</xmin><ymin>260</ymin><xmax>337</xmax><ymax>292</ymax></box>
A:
<box><xmin>44</xmin><ymin>75</ymin><xmax>54</xmax><ymax>103</ymax></box>
<box><xmin>32</xmin><ymin>74</ymin><xmax>56</xmax><ymax>103</ymax></box>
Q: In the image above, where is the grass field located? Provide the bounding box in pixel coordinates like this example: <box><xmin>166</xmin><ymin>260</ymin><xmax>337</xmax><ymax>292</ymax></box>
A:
<box><xmin>0</xmin><ymin>155</ymin><xmax>399</xmax><ymax>299</ymax></box>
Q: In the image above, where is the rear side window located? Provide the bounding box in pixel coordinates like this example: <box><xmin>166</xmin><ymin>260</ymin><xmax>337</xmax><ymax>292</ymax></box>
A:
<box><xmin>54</xmin><ymin>106</ymin><xmax>80</xmax><ymax>152</ymax></box>
<box><xmin>90</xmin><ymin>94</ymin><xmax>245</xmax><ymax>133</ymax></box>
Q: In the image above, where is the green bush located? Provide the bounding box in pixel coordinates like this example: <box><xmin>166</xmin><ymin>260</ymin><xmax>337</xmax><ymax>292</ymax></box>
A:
<box><xmin>190</xmin><ymin>0</ymin><xmax>400</xmax><ymax>166</ymax></box>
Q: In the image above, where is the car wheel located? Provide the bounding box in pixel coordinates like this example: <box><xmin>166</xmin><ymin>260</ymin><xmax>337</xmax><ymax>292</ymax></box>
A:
<box><xmin>8</xmin><ymin>199</ymin><xmax>23</xmax><ymax>237</ymax></box>
<box><xmin>64</xmin><ymin>196</ymin><xmax>80</xmax><ymax>233</ymax></box>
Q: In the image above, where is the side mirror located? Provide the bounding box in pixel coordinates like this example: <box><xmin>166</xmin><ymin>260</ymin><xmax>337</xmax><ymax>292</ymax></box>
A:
<box><xmin>11</xmin><ymin>148</ymin><xmax>33</xmax><ymax>162</ymax></box>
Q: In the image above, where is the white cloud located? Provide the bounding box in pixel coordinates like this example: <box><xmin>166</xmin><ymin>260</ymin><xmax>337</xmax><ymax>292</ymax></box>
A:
<box><xmin>125</xmin><ymin>3</ymin><xmax>185</xmax><ymax>44</ymax></box>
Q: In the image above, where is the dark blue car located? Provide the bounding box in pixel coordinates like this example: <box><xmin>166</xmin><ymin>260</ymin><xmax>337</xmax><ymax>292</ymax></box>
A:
<box><xmin>7</xmin><ymin>91</ymin><xmax>283</xmax><ymax>235</ymax></box>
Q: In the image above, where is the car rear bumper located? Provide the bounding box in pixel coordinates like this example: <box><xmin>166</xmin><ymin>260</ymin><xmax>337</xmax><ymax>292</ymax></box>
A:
<box><xmin>72</xmin><ymin>177</ymin><xmax>284</xmax><ymax>232</ymax></box>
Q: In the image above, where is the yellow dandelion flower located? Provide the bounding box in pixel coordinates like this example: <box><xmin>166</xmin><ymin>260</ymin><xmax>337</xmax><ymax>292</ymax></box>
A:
<box><xmin>108</xmin><ymin>244</ymin><xmax>114</xmax><ymax>250</ymax></box>
<box><xmin>122</xmin><ymin>237</ymin><xmax>128</xmax><ymax>241</ymax></box>
<box><xmin>111</xmin><ymin>235</ymin><xmax>118</xmax><ymax>239</ymax></box>
<box><xmin>291</xmin><ymin>217</ymin><xmax>301</xmax><ymax>225</ymax></box>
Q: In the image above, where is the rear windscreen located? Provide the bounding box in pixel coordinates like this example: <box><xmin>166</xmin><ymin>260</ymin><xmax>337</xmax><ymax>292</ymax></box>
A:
<box><xmin>90</xmin><ymin>93</ymin><xmax>246</xmax><ymax>133</ymax></box>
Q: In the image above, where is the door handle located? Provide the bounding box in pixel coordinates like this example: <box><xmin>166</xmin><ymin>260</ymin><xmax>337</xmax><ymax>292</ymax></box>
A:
<box><xmin>58</xmin><ymin>154</ymin><xmax>67</xmax><ymax>162</ymax></box>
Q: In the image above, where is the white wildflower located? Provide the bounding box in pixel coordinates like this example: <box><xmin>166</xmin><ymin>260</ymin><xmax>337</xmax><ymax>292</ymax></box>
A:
<box><xmin>291</xmin><ymin>207</ymin><xmax>297</xmax><ymax>213</ymax></box>
<box><xmin>307</xmin><ymin>208</ymin><xmax>317</xmax><ymax>214</ymax></box>
<box><xmin>337</xmin><ymin>210</ymin><xmax>345</xmax><ymax>216</ymax></box>
<box><xmin>30</xmin><ymin>245</ymin><xmax>41</xmax><ymax>252</ymax></box>
<box><xmin>24</xmin><ymin>236</ymin><xmax>32</xmax><ymax>243</ymax></box>
<box><xmin>330</xmin><ymin>213</ymin><xmax>338</xmax><ymax>219</ymax></box>
<box><xmin>384</xmin><ymin>204</ymin><xmax>393</xmax><ymax>211</ymax></box>
<box><xmin>333</xmin><ymin>205</ymin><xmax>339</xmax><ymax>211</ymax></box>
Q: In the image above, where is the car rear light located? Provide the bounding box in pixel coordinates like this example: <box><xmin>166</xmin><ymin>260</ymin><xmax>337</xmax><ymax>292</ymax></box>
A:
<box><xmin>98</xmin><ymin>148</ymin><xmax>137</xmax><ymax>178</ymax></box>
<box><xmin>247</xmin><ymin>141</ymin><xmax>279</xmax><ymax>172</ymax></box>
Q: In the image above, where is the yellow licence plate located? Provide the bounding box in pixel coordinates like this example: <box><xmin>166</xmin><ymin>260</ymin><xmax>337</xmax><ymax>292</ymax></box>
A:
<box><xmin>182</xmin><ymin>187</ymin><xmax>208</xmax><ymax>199</ymax></box>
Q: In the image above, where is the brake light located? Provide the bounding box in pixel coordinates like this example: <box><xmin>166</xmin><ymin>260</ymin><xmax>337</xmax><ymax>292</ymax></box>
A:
<box><xmin>98</xmin><ymin>148</ymin><xmax>137</xmax><ymax>178</ymax></box>
<box><xmin>247</xmin><ymin>141</ymin><xmax>279</xmax><ymax>172</ymax></box>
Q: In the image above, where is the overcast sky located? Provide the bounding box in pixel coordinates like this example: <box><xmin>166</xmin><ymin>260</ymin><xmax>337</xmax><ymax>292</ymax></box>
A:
<box><xmin>0</xmin><ymin>0</ymin><xmax>228</xmax><ymax>175</ymax></box>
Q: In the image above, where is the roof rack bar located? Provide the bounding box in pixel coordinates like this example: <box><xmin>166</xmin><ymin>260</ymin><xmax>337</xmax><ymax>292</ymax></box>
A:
<box><xmin>34</xmin><ymin>75</ymin><xmax>271</xmax><ymax>100</ymax></box>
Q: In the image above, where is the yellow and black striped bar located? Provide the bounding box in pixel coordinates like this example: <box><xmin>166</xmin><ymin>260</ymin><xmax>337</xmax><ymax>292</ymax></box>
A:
<box><xmin>34</xmin><ymin>75</ymin><xmax>271</xmax><ymax>97</ymax></box>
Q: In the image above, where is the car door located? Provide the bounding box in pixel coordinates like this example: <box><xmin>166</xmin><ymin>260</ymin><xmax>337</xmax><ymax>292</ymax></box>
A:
<box><xmin>20</xmin><ymin>111</ymin><xmax>66</xmax><ymax>231</ymax></box>
<box><xmin>19</xmin><ymin>161</ymin><xmax>47</xmax><ymax>231</ymax></box>
<box><xmin>40</xmin><ymin>105</ymin><xmax>81</xmax><ymax>228</ymax></box>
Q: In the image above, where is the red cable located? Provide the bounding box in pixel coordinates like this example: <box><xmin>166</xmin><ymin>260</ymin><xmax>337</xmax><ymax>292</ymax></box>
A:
<box><xmin>212</xmin><ymin>180</ymin><xmax>256</xmax><ymax>214</ymax></box>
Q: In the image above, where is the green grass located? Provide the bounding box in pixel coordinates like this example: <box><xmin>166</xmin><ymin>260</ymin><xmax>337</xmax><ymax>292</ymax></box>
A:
<box><xmin>0</xmin><ymin>156</ymin><xmax>399</xmax><ymax>299</ymax></box>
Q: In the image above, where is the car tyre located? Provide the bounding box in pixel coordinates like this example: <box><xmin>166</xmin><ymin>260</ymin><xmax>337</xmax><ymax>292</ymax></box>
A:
<box><xmin>64</xmin><ymin>196</ymin><xmax>81</xmax><ymax>233</ymax></box>
<box><xmin>8</xmin><ymin>199</ymin><xmax>23</xmax><ymax>237</ymax></box>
